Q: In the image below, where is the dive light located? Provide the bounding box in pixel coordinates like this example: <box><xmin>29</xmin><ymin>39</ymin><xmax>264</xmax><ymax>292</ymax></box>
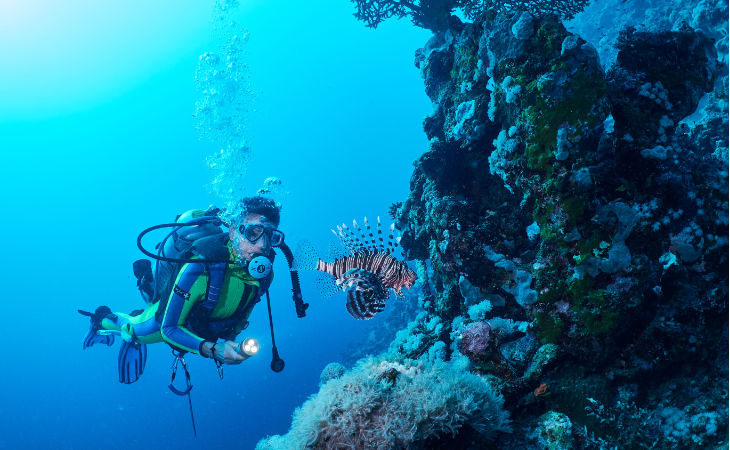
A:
<box><xmin>237</xmin><ymin>338</ymin><xmax>260</xmax><ymax>360</ymax></box>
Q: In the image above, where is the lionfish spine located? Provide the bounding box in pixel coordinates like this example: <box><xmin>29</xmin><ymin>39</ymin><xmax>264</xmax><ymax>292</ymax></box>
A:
<box><xmin>352</xmin><ymin>219</ymin><xmax>369</xmax><ymax>251</ymax></box>
<box><xmin>376</xmin><ymin>216</ymin><xmax>385</xmax><ymax>252</ymax></box>
<box><xmin>334</xmin><ymin>226</ymin><xmax>354</xmax><ymax>253</ymax></box>
<box><xmin>386</xmin><ymin>223</ymin><xmax>396</xmax><ymax>254</ymax></box>
<box><xmin>363</xmin><ymin>216</ymin><xmax>377</xmax><ymax>249</ymax></box>
<box><xmin>341</xmin><ymin>224</ymin><xmax>360</xmax><ymax>253</ymax></box>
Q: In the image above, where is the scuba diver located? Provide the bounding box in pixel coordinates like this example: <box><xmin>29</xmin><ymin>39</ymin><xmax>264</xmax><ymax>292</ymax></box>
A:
<box><xmin>79</xmin><ymin>196</ymin><xmax>308</xmax><ymax>385</ymax></box>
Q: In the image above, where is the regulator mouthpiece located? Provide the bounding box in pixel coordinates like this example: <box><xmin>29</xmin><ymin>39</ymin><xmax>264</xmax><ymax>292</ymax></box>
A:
<box><xmin>238</xmin><ymin>338</ymin><xmax>260</xmax><ymax>358</ymax></box>
<box><xmin>247</xmin><ymin>254</ymin><xmax>272</xmax><ymax>279</ymax></box>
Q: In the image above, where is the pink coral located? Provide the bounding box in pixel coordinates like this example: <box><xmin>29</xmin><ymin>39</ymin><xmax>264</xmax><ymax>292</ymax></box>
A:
<box><xmin>458</xmin><ymin>321</ymin><xmax>495</xmax><ymax>358</ymax></box>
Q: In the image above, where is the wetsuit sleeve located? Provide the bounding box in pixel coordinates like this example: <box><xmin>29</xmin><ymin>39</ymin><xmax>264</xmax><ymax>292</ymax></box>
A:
<box><xmin>160</xmin><ymin>263</ymin><xmax>207</xmax><ymax>353</ymax></box>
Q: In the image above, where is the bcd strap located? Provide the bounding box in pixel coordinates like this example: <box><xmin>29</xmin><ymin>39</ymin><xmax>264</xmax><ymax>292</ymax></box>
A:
<box><xmin>198</xmin><ymin>263</ymin><xmax>227</xmax><ymax>310</ymax></box>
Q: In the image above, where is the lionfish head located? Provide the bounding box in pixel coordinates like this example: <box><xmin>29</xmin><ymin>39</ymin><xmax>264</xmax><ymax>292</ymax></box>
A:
<box><xmin>393</xmin><ymin>266</ymin><xmax>418</xmax><ymax>297</ymax></box>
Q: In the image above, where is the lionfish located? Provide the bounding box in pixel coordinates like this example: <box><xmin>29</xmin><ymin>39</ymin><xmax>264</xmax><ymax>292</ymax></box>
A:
<box><xmin>295</xmin><ymin>216</ymin><xmax>417</xmax><ymax>320</ymax></box>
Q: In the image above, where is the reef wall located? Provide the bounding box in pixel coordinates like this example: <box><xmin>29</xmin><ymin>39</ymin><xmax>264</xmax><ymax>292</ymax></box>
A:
<box><xmin>258</xmin><ymin>7</ymin><xmax>728</xmax><ymax>449</ymax></box>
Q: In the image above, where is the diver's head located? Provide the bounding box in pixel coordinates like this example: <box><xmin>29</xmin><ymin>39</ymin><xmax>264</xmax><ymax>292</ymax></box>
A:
<box><xmin>229</xmin><ymin>196</ymin><xmax>283</xmax><ymax>265</ymax></box>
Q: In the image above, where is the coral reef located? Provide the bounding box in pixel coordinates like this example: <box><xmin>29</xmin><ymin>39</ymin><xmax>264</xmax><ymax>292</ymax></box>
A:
<box><xmin>395</xmin><ymin>8</ymin><xmax>728</xmax><ymax>448</ymax></box>
<box><xmin>263</xmin><ymin>4</ymin><xmax>727</xmax><ymax>449</ymax></box>
<box><xmin>319</xmin><ymin>362</ymin><xmax>346</xmax><ymax>386</ymax></box>
<box><xmin>350</xmin><ymin>0</ymin><xmax>591</xmax><ymax>30</ymax></box>
<box><xmin>257</xmin><ymin>354</ymin><xmax>511</xmax><ymax>449</ymax></box>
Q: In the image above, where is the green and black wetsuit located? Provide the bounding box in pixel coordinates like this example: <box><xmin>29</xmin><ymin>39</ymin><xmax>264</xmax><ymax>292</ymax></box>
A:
<box><xmin>101</xmin><ymin>245</ymin><xmax>268</xmax><ymax>354</ymax></box>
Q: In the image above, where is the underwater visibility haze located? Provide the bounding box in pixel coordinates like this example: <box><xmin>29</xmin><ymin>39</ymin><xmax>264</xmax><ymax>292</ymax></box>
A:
<box><xmin>0</xmin><ymin>0</ymin><xmax>728</xmax><ymax>449</ymax></box>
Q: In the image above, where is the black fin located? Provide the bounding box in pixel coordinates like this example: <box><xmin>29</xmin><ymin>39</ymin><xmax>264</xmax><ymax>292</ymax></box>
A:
<box><xmin>118</xmin><ymin>340</ymin><xmax>147</xmax><ymax>384</ymax></box>
<box><xmin>80</xmin><ymin>306</ymin><xmax>115</xmax><ymax>349</ymax></box>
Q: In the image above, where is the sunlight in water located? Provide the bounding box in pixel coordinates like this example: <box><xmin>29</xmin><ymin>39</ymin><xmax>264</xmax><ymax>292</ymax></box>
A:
<box><xmin>0</xmin><ymin>0</ymin><xmax>212</xmax><ymax>119</ymax></box>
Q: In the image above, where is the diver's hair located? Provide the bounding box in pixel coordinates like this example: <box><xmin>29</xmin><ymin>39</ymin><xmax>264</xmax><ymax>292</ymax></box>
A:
<box><xmin>240</xmin><ymin>196</ymin><xmax>281</xmax><ymax>226</ymax></box>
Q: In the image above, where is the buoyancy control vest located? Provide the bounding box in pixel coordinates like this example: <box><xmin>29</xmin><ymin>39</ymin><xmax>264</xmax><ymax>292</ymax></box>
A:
<box><xmin>135</xmin><ymin>206</ymin><xmax>308</xmax><ymax>325</ymax></box>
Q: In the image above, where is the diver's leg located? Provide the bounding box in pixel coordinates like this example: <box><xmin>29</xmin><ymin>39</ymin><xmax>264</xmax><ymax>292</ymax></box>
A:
<box><xmin>80</xmin><ymin>303</ymin><xmax>161</xmax><ymax>348</ymax></box>
<box><xmin>124</xmin><ymin>305</ymin><xmax>163</xmax><ymax>344</ymax></box>
<box><xmin>101</xmin><ymin>306</ymin><xmax>161</xmax><ymax>343</ymax></box>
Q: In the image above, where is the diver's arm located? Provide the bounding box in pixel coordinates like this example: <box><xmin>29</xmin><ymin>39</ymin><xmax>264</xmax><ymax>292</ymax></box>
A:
<box><xmin>200</xmin><ymin>340</ymin><xmax>246</xmax><ymax>364</ymax></box>
<box><xmin>160</xmin><ymin>263</ymin><xmax>207</xmax><ymax>353</ymax></box>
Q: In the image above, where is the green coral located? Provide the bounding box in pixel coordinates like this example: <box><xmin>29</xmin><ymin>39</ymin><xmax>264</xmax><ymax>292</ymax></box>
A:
<box><xmin>535</xmin><ymin>310</ymin><xmax>564</xmax><ymax>344</ymax></box>
<box><xmin>574</xmin><ymin>234</ymin><xmax>603</xmax><ymax>265</ymax></box>
<box><xmin>523</xmin><ymin>72</ymin><xmax>608</xmax><ymax>172</ymax></box>
<box><xmin>569</xmin><ymin>278</ymin><xmax>617</xmax><ymax>336</ymax></box>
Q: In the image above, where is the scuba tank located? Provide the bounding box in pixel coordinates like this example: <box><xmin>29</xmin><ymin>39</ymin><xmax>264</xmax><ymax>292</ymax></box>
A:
<box><xmin>154</xmin><ymin>208</ymin><xmax>227</xmax><ymax>306</ymax></box>
<box><xmin>135</xmin><ymin>207</ymin><xmax>227</xmax><ymax>306</ymax></box>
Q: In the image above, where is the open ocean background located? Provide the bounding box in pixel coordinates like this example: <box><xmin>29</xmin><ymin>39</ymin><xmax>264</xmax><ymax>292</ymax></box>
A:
<box><xmin>0</xmin><ymin>1</ymin><xmax>429</xmax><ymax>449</ymax></box>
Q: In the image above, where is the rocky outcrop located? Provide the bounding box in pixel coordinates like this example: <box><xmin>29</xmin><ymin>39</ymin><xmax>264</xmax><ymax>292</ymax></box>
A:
<box><xmin>395</xmin><ymin>10</ymin><xmax>728</xmax><ymax>447</ymax></box>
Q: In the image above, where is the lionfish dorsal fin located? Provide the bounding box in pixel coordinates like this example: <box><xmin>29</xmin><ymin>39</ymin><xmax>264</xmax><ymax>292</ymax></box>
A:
<box><xmin>363</xmin><ymin>216</ymin><xmax>378</xmax><ymax>251</ymax></box>
<box><xmin>385</xmin><ymin>222</ymin><xmax>397</xmax><ymax>254</ymax></box>
<box><xmin>333</xmin><ymin>227</ymin><xmax>355</xmax><ymax>255</ymax></box>
<box><xmin>351</xmin><ymin>219</ymin><xmax>369</xmax><ymax>253</ymax></box>
<box><xmin>340</xmin><ymin>223</ymin><xmax>361</xmax><ymax>254</ymax></box>
<box><xmin>376</xmin><ymin>216</ymin><xmax>386</xmax><ymax>252</ymax></box>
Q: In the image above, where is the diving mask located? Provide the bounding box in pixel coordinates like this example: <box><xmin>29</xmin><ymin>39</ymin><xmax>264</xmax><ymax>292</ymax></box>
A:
<box><xmin>238</xmin><ymin>224</ymin><xmax>284</xmax><ymax>247</ymax></box>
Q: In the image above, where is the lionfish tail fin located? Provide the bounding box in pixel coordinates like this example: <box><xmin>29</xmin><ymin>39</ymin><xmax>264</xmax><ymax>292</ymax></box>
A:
<box><xmin>293</xmin><ymin>240</ymin><xmax>321</xmax><ymax>271</ymax></box>
<box><xmin>314</xmin><ymin>271</ymin><xmax>341</xmax><ymax>298</ymax></box>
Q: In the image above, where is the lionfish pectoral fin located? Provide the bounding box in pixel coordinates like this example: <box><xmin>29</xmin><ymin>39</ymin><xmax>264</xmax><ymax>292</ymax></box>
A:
<box><xmin>346</xmin><ymin>288</ymin><xmax>382</xmax><ymax>320</ymax></box>
<box><xmin>342</xmin><ymin>271</ymin><xmax>389</xmax><ymax>320</ymax></box>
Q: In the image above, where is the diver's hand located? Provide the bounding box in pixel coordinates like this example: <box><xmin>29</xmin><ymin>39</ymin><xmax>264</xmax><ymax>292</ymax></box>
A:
<box><xmin>201</xmin><ymin>340</ymin><xmax>246</xmax><ymax>365</ymax></box>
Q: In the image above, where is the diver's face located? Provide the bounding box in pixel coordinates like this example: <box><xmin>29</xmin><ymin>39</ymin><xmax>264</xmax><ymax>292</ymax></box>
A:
<box><xmin>230</xmin><ymin>213</ymin><xmax>277</xmax><ymax>263</ymax></box>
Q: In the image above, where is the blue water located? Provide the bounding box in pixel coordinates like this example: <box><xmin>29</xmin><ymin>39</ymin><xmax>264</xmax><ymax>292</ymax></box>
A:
<box><xmin>0</xmin><ymin>1</ymin><xmax>430</xmax><ymax>449</ymax></box>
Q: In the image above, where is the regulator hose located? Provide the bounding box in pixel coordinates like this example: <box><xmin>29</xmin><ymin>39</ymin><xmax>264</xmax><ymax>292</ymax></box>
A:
<box><xmin>278</xmin><ymin>241</ymin><xmax>309</xmax><ymax>318</ymax></box>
